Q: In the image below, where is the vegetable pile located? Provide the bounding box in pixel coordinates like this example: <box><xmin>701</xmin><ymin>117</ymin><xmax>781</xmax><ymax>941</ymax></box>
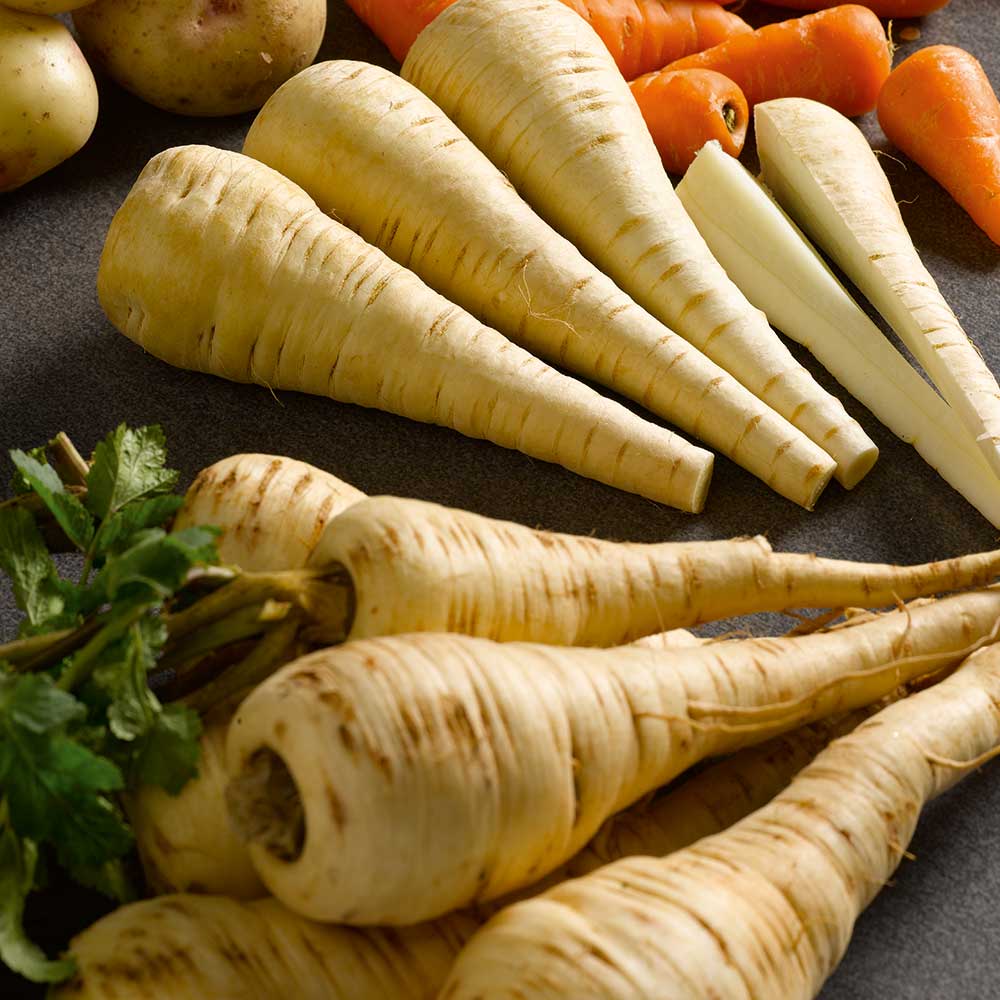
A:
<box><xmin>5</xmin><ymin>0</ymin><xmax>1000</xmax><ymax>994</ymax></box>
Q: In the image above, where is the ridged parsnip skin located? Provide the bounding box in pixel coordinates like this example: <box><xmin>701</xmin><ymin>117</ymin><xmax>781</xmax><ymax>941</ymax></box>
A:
<box><xmin>439</xmin><ymin>644</ymin><xmax>1000</xmax><ymax>1000</ymax></box>
<box><xmin>402</xmin><ymin>0</ymin><xmax>877</xmax><ymax>489</ymax></box>
<box><xmin>53</xmin><ymin>895</ymin><xmax>478</xmax><ymax>1000</ymax></box>
<box><xmin>128</xmin><ymin>705</ymin><xmax>266</xmax><ymax>900</ymax></box>
<box><xmin>0</xmin><ymin>7</ymin><xmax>98</xmax><ymax>192</ymax></box>
<box><xmin>99</xmin><ymin>146</ymin><xmax>713</xmax><ymax>512</ymax></box>
<box><xmin>226</xmin><ymin>588</ymin><xmax>1000</xmax><ymax>923</ymax></box>
<box><xmin>755</xmin><ymin>98</ymin><xmax>1000</xmax><ymax>480</ymax></box>
<box><xmin>244</xmin><ymin>61</ymin><xmax>834</xmax><ymax>509</ymax></box>
<box><xmin>309</xmin><ymin>494</ymin><xmax>1000</xmax><ymax>644</ymax></box>
<box><xmin>173</xmin><ymin>453</ymin><xmax>365</xmax><ymax>571</ymax></box>
<box><xmin>677</xmin><ymin>141</ymin><xmax>1000</xmax><ymax>529</ymax></box>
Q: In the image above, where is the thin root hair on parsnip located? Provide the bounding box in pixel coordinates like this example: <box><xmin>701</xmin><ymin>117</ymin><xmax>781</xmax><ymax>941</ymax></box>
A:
<box><xmin>224</xmin><ymin>587</ymin><xmax>1000</xmax><ymax>924</ymax></box>
<box><xmin>754</xmin><ymin>97</ymin><xmax>1000</xmax><ymax>480</ymax></box>
<box><xmin>307</xmin><ymin>494</ymin><xmax>1000</xmax><ymax>645</ymax></box>
<box><xmin>173</xmin><ymin>453</ymin><xmax>365</xmax><ymax>570</ymax></box>
<box><xmin>675</xmin><ymin>140</ymin><xmax>1000</xmax><ymax>529</ymax></box>
<box><xmin>244</xmin><ymin>60</ymin><xmax>835</xmax><ymax>509</ymax></box>
<box><xmin>436</xmin><ymin>643</ymin><xmax>1000</xmax><ymax>1000</ymax></box>
<box><xmin>99</xmin><ymin>145</ymin><xmax>713</xmax><ymax>512</ymax></box>
<box><xmin>401</xmin><ymin>0</ymin><xmax>878</xmax><ymax>489</ymax></box>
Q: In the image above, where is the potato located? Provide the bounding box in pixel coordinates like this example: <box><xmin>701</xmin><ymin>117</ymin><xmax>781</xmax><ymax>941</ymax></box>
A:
<box><xmin>3</xmin><ymin>0</ymin><xmax>91</xmax><ymax>14</ymax></box>
<box><xmin>73</xmin><ymin>0</ymin><xmax>326</xmax><ymax>117</ymax></box>
<box><xmin>0</xmin><ymin>8</ymin><xmax>99</xmax><ymax>192</ymax></box>
<box><xmin>3</xmin><ymin>1</ymin><xmax>94</xmax><ymax>14</ymax></box>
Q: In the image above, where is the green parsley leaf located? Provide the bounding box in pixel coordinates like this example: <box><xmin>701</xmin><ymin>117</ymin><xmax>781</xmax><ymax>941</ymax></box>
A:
<box><xmin>0</xmin><ymin>827</ymin><xmax>75</xmax><ymax>983</ymax></box>
<box><xmin>92</xmin><ymin>494</ymin><xmax>185</xmax><ymax>560</ymax></box>
<box><xmin>9</xmin><ymin>452</ymin><xmax>93</xmax><ymax>552</ymax></box>
<box><xmin>92</xmin><ymin>617</ymin><xmax>166</xmax><ymax>743</ymax></box>
<box><xmin>0</xmin><ymin>508</ymin><xmax>66</xmax><ymax>633</ymax></box>
<box><xmin>85</xmin><ymin>425</ymin><xmax>179</xmax><ymax>521</ymax></box>
<box><xmin>130</xmin><ymin>704</ymin><xmax>202</xmax><ymax>795</ymax></box>
<box><xmin>0</xmin><ymin>676</ymin><xmax>131</xmax><ymax>870</ymax></box>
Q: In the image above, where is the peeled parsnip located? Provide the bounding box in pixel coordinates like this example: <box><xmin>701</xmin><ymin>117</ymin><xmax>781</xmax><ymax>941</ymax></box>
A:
<box><xmin>676</xmin><ymin>140</ymin><xmax>1000</xmax><ymax>528</ymax></box>
<box><xmin>173</xmin><ymin>453</ymin><xmax>365</xmax><ymax>570</ymax></box>
<box><xmin>402</xmin><ymin>0</ymin><xmax>878</xmax><ymax>489</ymax></box>
<box><xmin>243</xmin><ymin>61</ymin><xmax>833</xmax><ymax>509</ymax></box>
<box><xmin>225</xmin><ymin>588</ymin><xmax>1000</xmax><ymax>923</ymax></box>
<box><xmin>755</xmin><ymin>98</ymin><xmax>1000</xmax><ymax>480</ymax></box>
<box><xmin>309</xmin><ymin>495</ymin><xmax>1000</xmax><ymax>644</ymax></box>
<box><xmin>53</xmin><ymin>895</ymin><xmax>478</xmax><ymax>1000</ymax></box>
<box><xmin>438</xmin><ymin>643</ymin><xmax>1000</xmax><ymax>1000</ymax></box>
<box><xmin>99</xmin><ymin>145</ymin><xmax>713</xmax><ymax>513</ymax></box>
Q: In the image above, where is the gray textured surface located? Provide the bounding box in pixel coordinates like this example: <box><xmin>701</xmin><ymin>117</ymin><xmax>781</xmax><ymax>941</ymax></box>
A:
<box><xmin>1</xmin><ymin>1</ymin><xmax>999</xmax><ymax>996</ymax></box>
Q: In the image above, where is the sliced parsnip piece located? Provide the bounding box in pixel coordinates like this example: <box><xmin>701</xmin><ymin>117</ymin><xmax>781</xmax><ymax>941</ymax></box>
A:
<box><xmin>99</xmin><ymin>146</ymin><xmax>714</xmax><ymax>513</ymax></box>
<box><xmin>402</xmin><ymin>0</ymin><xmax>877</xmax><ymax>490</ymax></box>
<box><xmin>676</xmin><ymin>141</ymin><xmax>1000</xmax><ymax>528</ymax></box>
<box><xmin>755</xmin><ymin>97</ymin><xmax>1000</xmax><ymax>479</ymax></box>
<box><xmin>243</xmin><ymin>61</ymin><xmax>833</xmax><ymax>509</ymax></box>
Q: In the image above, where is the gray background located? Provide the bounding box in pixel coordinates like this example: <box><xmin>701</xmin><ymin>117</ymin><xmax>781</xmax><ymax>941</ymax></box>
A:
<box><xmin>1</xmin><ymin>1</ymin><xmax>999</xmax><ymax>996</ymax></box>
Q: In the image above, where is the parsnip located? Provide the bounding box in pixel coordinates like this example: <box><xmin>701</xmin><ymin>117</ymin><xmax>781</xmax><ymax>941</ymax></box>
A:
<box><xmin>755</xmin><ymin>98</ymin><xmax>1000</xmax><ymax>479</ymax></box>
<box><xmin>309</xmin><ymin>494</ymin><xmax>1000</xmax><ymax>642</ymax></box>
<box><xmin>52</xmin><ymin>895</ymin><xmax>478</xmax><ymax>1000</ymax></box>
<box><xmin>438</xmin><ymin>642</ymin><xmax>1000</xmax><ymax>1000</ymax></box>
<box><xmin>677</xmin><ymin>141</ymin><xmax>1000</xmax><ymax>528</ymax></box>
<box><xmin>173</xmin><ymin>453</ymin><xmax>365</xmax><ymax>570</ymax></box>
<box><xmin>243</xmin><ymin>61</ymin><xmax>834</xmax><ymax>508</ymax></box>
<box><xmin>402</xmin><ymin>0</ymin><xmax>878</xmax><ymax>488</ymax></box>
<box><xmin>99</xmin><ymin>145</ymin><xmax>714</xmax><ymax>512</ymax></box>
<box><xmin>128</xmin><ymin>703</ymin><xmax>266</xmax><ymax>900</ymax></box>
<box><xmin>225</xmin><ymin>588</ymin><xmax>1000</xmax><ymax>923</ymax></box>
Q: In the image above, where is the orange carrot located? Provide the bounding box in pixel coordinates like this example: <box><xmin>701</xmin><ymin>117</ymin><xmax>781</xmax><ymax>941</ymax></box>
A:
<box><xmin>344</xmin><ymin>0</ymin><xmax>750</xmax><ymax>77</ymax></box>
<box><xmin>878</xmin><ymin>45</ymin><xmax>1000</xmax><ymax>247</ymax></box>
<box><xmin>763</xmin><ymin>0</ymin><xmax>949</xmax><ymax>14</ymax></box>
<box><xmin>667</xmin><ymin>5</ymin><xmax>891</xmax><ymax>117</ymax></box>
<box><xmin>630</xmin><ymin>68</ymin><xmax>747</xmax><ymax>173</ymax></box>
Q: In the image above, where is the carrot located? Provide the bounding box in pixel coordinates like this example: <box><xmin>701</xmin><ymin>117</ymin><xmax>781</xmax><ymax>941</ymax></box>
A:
<box><xmin>667</xmin><ymin>4</ymin><xmax>891</xmax><ymax>117</ymax></box>
<box><xmin>402</xmin><ymin>0</ymin><xmax>878</xmax><ymax>489</ymax></box>
<box><xmin>765</xmin><ymin>0</ymin><xmax>949</xmax><ymax>14</ymax></box>
<box><xmin>224</xmin><ymin>587</ymin><xmax>1000</xmax><ymax>923</ymax></box>
<box><xmin>344</xmin><ymin>0</ymin><xmax>750</xmax><ymax>76</ymax></box>
<box><xmin>100</xmin><ymin>146</ymin><xmax>715</xmax><ymax>512</ymax></box>
<box><xmin>437</xmin><ymin>641</ymin><xmax>1000</xmax><ymax>1000</ymax></box>
<box><xmin>629</xmin><ymin>67</ymin><xmax>748</xmax><ymax>174</ymax></box>
<box><xmin>756</xmin><ymin>98</ymin><xmax>1000</xmax><ymax>479</ymax></box>
<box><xmin>173</xmin><ymin>453</ymin><xmax>365</xmax><ymax>571</ymax></box>
<box><xmin>878</xmin><ymin>45</ymin><xmax>1000</xmax><ymax>248</ymax></box>
<box><xmin>245</xmin><ymin>61</ymin><xmax>832</xmax><ymax>508</ymax></box>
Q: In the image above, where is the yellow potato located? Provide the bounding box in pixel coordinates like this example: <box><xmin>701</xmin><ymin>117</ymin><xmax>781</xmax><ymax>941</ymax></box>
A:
<box><xmin>0</xmin><ymin>7</ymin><xmax>98</xmax><ymax>192</ymax></box>
<box><xmin>73</xmin><ymin>0</ymin><xmax>326</xmax><ymax>116</ymax></box>
<box><xmin>3</xmin><ymin>0</ymin><xmax>93</xmax><ymax>13</ymax></box>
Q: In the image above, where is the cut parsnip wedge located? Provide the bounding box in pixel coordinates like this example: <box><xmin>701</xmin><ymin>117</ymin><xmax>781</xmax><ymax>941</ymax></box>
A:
<box><xmin>755</xmin><ymin>98</ymin><xmax>1000</xmax><ymax>479</ymax></box>
<box><xmin>676</xmin><ymin>141</ymin><xmax>1000</xmax><ymax>528</ymax></box>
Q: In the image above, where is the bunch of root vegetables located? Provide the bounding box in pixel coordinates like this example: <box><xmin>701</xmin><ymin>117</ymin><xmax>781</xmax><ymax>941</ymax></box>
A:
<box><xmin>44</xmin><ymin>448</ymin><xmax>1000</xmax><ymax>999</ymax></box>
<box><xmin>91</xmin><ymin>0</ymin><xmax>1000</xmax><ymax>524</ymax></box>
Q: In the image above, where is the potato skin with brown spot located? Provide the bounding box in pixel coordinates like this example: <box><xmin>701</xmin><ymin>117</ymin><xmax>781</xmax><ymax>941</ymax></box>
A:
<box><xmin>72</xmin><ymin>0</ymin><xmax>326</xmax><ymax>116</ymax></box>
<box><xmin>0</xmin><ymin>7</ymin><xmax>98</xmax><ymax>192</ymax></box>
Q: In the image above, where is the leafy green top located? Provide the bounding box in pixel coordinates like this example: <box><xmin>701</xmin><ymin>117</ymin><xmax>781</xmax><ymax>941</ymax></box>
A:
<box><xmin>0</xmin><ymin>425</ymin><xmax>216</xmax><ymax>984</ymax></box>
